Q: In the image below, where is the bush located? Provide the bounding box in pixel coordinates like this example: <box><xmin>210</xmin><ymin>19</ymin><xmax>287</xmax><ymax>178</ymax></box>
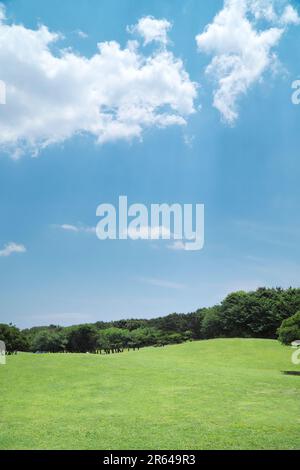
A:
<box><xmin>277</xmin><ymin>311</ymin><xmax>300</xmax><ymax>345</ymax></box>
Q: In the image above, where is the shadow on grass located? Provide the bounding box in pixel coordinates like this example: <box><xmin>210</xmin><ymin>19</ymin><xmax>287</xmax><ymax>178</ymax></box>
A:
<box><xmin>282</xmin><ymin>371</ymin><xmax>300</xmax><ymax>376</ymax></box>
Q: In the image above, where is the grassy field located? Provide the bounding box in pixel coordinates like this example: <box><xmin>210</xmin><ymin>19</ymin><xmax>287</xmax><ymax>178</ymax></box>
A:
<box><xmin>0</xmin><ymin>338</ymin><xmax>299</xmax><ymax>450</ymax></box>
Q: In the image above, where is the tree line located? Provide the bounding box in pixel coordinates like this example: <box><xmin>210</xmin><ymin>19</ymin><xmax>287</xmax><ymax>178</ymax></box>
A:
<box><xmin>1</xmin><ymin>287</ymin><xmax>300</xmax><ymax>353</ymax></box>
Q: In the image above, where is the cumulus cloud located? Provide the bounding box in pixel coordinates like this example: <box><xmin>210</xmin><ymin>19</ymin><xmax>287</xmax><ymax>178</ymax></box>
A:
<box><xmin>0</xmin><ymin>242</ymin><xmax>26</xmax><ymax>257</ymax></box>
<box><xmin>196</xmin><ymin>0</ymin><xmax>299</xmax><ymax>124</ymax></box>
<box><xmin>0</xmin><ymin>9</ymin><xmax>197</xmax><ymax>157</ymax></box>
<box><xmin>128</xmin><ymin>16</ymin><xmax>172</xmax><ymax>45</ymax></box>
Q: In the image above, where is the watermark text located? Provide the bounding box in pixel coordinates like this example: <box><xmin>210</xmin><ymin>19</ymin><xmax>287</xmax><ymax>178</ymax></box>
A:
<box><xmin>0</xmin><ymin>341</ymin><xmax>6</xmax><ymax>365</ymax></box>
<box><xmin>96</xmin><ymin>197</ymin><xmax>204</xmax><ymax>251</ymax></box>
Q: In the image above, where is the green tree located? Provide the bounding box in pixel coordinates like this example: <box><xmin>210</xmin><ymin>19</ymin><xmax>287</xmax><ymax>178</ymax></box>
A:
<box><xmin>31</xmin><ymin>330</ymin><xmax>67</xmax><ymax>353</ymax></box>
<box><xmin>0</xmin><ymin>324</ymin><xmax>29</xmax><ymax>352</ymax></box>
<box><xmin>277</xmin><ymin>311</ymin><xmax>300</xmax><ymax>345</ymax></box>
<box><xmin>201</xmin><ymin>307</ymin><xmax>223</xmax><ymax>339</ymax></box>
<box><xmin>67</xmin><ymin>325</ymin><xmax>98</xmax><ymax>353</ymax></box>
<box><xmin>98</xmin><ymin>328</ymin><xmax>130</xmax><ymax>352</ymax></box>
<box><xmin>131</xmin><ymin>327</ymin><xmax>161</xmax><ymax>347</ymax></box>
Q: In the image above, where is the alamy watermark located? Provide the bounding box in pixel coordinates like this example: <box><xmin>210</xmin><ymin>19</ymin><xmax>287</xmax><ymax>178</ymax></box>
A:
<box><xmin>96</xmin><ymin>197</ymin><xmax>204</xmax><ymax>251</ymax></box>
<box><xmin>291</xmin><ymin>341</ymin><xmax>300</xmax><ymax>365</ymax></box>
<box><xmin>291</xmin><ymin>80</ymin><xmax>300</xmax><ymax>105</ymax></box>
<box><xmin>0</xmin><ymin>341</ymin><xmax>6</xmax><ymax>365</ymax></box>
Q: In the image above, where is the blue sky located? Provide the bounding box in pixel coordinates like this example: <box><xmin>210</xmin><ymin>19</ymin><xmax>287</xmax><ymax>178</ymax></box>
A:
<box><xmin>0</xmin><ymin>0</ymin><xmax>300</xmax><ymax>328</ymax></box>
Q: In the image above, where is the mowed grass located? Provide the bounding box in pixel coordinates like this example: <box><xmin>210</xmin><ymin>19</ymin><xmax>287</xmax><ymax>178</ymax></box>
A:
<box><xmin>0</xmin><ymin>339</ymin><xmax>299</xmax><ymax>450</ymax></box>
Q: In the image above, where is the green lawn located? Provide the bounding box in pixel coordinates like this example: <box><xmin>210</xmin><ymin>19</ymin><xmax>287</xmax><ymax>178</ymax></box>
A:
<box><xmin>0</xmin><ymin>339</ymin><xmax>299</xmax><ymax>450</ymax></box>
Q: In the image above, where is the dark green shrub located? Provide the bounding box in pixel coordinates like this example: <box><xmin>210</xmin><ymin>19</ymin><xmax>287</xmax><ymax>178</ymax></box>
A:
<box><xmin>277</xmin><ymin>311</ymin><xmax>300</xmax><ymax>345</ymax></box>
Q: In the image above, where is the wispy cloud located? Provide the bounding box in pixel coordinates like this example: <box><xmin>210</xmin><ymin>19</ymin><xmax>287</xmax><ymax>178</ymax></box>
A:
<box><xmin>123</xmin><ymin>226</ymin><xmax>194</xmax><ymax>251</ymax></box>
<box><xmin>56</xmin><ymin>224</ymin><xmax>96</xmax><ymax>234</ymax></box>
<box><xmin>183</xmin><ymin>133</ymin><xmax>195</xmax><ymax>148</ymax></box>
<box><xmin>139</xmin><ymin>277</ymin><xmax>186</xmax><ymax>289</ymax></box>
<box><xmin>0</xmin><ymin>242</ymin><xmax>26</xmax><ymax>257</ymax></box>
<box><xmin>28</xmin><ymin>312</ymin><xmax>94</xmax><ymax>327</ymax></box>
<box><xmin>168</xmin><ymin>241</ymin><xmax>188</xmax><ymax>251</ymax></box>
<box><xmin>235</xmin><ymin>219</ymin><xmax>300</xmax><ymax>248</ymax></box>
<box><xmin>76</xmin><ymin>30</ymin><xmax>88</xmax><ymax>39</ymax></box>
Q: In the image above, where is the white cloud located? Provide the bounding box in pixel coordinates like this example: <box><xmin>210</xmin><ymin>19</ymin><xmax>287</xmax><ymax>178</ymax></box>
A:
<box><xmin>76</xmin><ymin>30</ymin><xmax>88</xmax><ymax>39</ymax></box>
<box><xmin>57</xmin><ymin>224</ymin><xmax>96</xmax><ymax>234</ymax></box>
<box><xmin>196</xmin><ymin>0</ymin><xmax>299</xmax><ymax>124</ymax></box>
<box><xmin>121</xmin><ymin>225</ymin><xmax>195</xmax><ymax>251</ymax></box>
<box><xmin>0</xmin><ymin>10</ymin><xmax>197</xmax><ymax>157</ymax></box>
<box><xmin>168</xmin><ymin>240</ymin><xmax>188</xmax><ymax>251</ymax></box>
<box><xmin>183</xmin><ymin>133</ymin><xmax>195</xmax><ymax>148</ymax></box>
<box><xmin>59</xmin><ymin>224</ymin><xmax>80</xmax><ymax>232</ymax></box>
<box><xmin>125</xmin><ymin>224</ymin><xmax>172</xmax><ymax>240</ymax></box>
<box><xmin>0</xmin><ymin>242</ymin><xmax>26</xmax><ymax>257</ymax></box>
<box><xmin>280</xmin><ymin>4</ymin><xmax>300</xmax><ymax>25</ymax></box>
<box><xmin>249</xmin><ymin>0</ymin><xmax>277</xmax><ymax>21</ymax></box>
<box><xmin>129</xmin><ymin>16</ymin><xmax>172</xmax><ymax>46</ymax></box>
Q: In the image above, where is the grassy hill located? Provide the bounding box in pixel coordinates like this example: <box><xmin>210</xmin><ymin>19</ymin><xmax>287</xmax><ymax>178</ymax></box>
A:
<box><xmin>0</xmin><ymin>339</ymin><xmax>299</xmax><ymax>450</ymax></box>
